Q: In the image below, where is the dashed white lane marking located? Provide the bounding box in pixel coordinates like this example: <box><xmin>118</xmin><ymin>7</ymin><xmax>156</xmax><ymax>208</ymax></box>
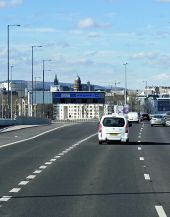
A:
<box><xmin>139</xmin><ymin>157</ymin><xmax>144</xmax><ymax>161</ymax></box>
<box><xmin>26</xmin><ymin>175</ymin><xmax>36</xmax><ymax>180</ymax></box>
<box><xmin>33</xmin><ymin>170</ymin><xmax>42</xmax><ymax>174</ymax></box>
<box><xmin>138</xmin><ymin>147</ymin><xmax>142</xmax><ymax>150</ymax></box>
<box><xmin>9</xmin><ymin>188</ymin><xmax>21</xmax><ymax>193</ymax></box>
<box><xmin>138</xmin><ymin>136</ymin><xmax>141</xmax><ymax>138</ymax></box>
<box><xmin>39</xmin><ymin>165</ymin><xmax>47</xmax><ymax>169</ymax></box>
<box><xmin>66</xmin><ymin>148</ymin><xmax>72</xmax><ymax>151</ymax></box>
<box><xmin>0</xmin><ymin>196</ymin><xmax>12</xmax><ymax>202</ymax></box>
<box><xmin>144</xmin><ymin>174</ymin><xmax>150</xmax><ymax>180</ymax></box>
<box><xmin>138</xmin><ymin>141</ymin><xmax>141</xmax><ymax>143</ymax></box>
<box><xmin>18</xmin><ymin>181</ymin><xmax>29</xmax><ymax>186</ymax></box>
<box><xmin>0</xmin><ymin>132</ymin><xmax>97</xmax><ymax>208</ymax></box>
<box><xmin>45</xmin><ymin>162</ymin><xmax>52</xmax><ymax>165</ymax></box>
<box><xmin>155</xmin><ymin>206</ymin><xmax>167</xmax><ymax>217</ymax></box>
<box><xmin>0</xmin><ymin>124</ymin><xmax>75</xmax><ymax>149</ymax></box>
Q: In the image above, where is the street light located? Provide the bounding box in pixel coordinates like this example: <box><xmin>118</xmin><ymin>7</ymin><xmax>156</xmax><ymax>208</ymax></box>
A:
<box><xmin>42</xmin><ymin>59</ymin><xmax>52</xmax><ymax>118</ymax></box>
<box><xmin>123</xmin><ymin>62</ymin><xmax>128</xmax><ymax>105</ymax></box>
<box><xmin>10</xmin><ymin>65</ymin><xmax>14</xmax><ymax>119</ymax></box>
<box><xmin>31</xmin><ymin>45</ymin><xmax>42</xmax><ymax>116</ymax></box>
<box><xmin>7</xmin><ymin>24</ymin><xmax>20</xmax><ymax>118</ymax></box>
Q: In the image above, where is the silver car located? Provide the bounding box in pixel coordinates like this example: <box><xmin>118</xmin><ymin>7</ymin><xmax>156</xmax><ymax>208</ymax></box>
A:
<box><xmin>150</xmin><ymin>114</ymin><xmax>166</xmax><ymax>127</ymax></box>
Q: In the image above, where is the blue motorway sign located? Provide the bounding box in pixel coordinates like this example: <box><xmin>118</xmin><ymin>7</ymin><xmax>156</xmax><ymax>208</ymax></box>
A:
<box><xmin>53</xmin><ymin>92</ymin><xmax>105</xmax><ymax>99</ymax></box>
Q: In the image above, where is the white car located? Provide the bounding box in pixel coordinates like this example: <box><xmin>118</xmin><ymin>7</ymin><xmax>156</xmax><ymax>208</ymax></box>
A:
<box><xmin>128</xmin><ymin>112</ymin><xmax>139</xmax><ymax>123</ymax></box>
<box><xmin>98</xmin><ymin>114</ymin><xmax>131</xmax><ymax>144</ymax></box>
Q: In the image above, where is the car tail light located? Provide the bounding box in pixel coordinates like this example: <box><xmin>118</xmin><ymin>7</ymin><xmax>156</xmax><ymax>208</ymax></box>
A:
<box><xmin>125</xmin><ymin>124</ymin><xmax>128</xmax><ymax>133</ymax></box>
<box><xmin>98</xmin><ymin>123</ymin><xmax>102</xmax><ymax>133</ymax></box>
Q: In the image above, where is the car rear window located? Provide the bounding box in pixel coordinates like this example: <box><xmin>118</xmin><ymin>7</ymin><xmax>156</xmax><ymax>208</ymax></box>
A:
<box><xmin>103</xmin><ymin>117</ymin><xmax>125</xmax><ymax>127</ymax></box>
<box><xmin>154</xmin><ymin>115</ymin><xmax>163</xmax><ymax>118</ymax></box>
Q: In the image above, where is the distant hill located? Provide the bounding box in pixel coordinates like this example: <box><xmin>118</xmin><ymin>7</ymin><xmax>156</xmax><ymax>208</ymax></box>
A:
<box><xmin>0</xmin><ymin>80</ymin><xmax>123</xmax><ymax>91</ymax></box>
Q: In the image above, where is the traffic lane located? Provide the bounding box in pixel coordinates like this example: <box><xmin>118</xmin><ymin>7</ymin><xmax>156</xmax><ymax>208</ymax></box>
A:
<box><xmin>139</xmin><ymin>121</ymin><xmax>170</xmax><ymax>143</ymax></box>
<box><xmin>136</xmin><ymin>122</ymin><xmax>170</xmax><ymax>215</ymax></box>
<box><xmin>0</xmin><ymin>135</ymin><xmax>159</xmax><ymax>217</ymax></box>
<box><xmin>140</xmin><ymin>123</ymin><xmax>170</xmax><ymax>215</ymax></box>
<box><xmin>0</xmin><ymin>123</ymin><xmax>74</xmax><ymax>146</ymax></box>
<box><xmin>128</xmin><ymin>122</ymin><xmax>143</xmax><ymax>142</ymax></box>
<box><xmin>0</xmin><ymin>123</ymin><xmax>97</xmax><ymax>197</ymax></box>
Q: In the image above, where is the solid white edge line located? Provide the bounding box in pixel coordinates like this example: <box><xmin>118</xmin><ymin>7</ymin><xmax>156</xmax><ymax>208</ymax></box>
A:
<box><xmin>0</xmin><ymin>124</ymin><xmax>75</xmax><ymax>149</ymax></box>
<box><xmin>0</xmin><ymin>132</ymin><xmax>97</xmax><ymax>207</ymax></box>
<box><xmin>155</xmin><ymin>206</ymin><xmax>167</xmax><ymax>217</ymax></box>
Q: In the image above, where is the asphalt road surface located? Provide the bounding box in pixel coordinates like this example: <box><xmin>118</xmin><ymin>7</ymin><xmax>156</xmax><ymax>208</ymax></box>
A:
<box><xmin>0</xmin><ymin>122</ymin><xmax>170</xmax><ymax>217</ymax></box>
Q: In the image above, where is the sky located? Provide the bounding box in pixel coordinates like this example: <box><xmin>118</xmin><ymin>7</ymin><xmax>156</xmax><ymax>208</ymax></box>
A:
<box><xmin>1</xmin><ymin>0</ymin><xmax>170</xmax><ymax>90</ymax></box>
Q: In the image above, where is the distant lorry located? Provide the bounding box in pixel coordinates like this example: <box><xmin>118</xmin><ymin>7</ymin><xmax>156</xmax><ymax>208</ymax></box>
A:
<box><xmin>127</xmin><ymin>112</ymin><xmax>139</xmax><ymax>123</ymax></box>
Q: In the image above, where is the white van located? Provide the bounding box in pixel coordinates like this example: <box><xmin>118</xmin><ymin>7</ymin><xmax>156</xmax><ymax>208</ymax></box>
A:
<box><xmin>128</xmin><ymin>112</ymin><xmax>139</xmax><ymax>123</ymax></box>
<box><xmin>98</xmin><ymin>114</ymin><xmax>131</xmax><ymax>144</ymax></box>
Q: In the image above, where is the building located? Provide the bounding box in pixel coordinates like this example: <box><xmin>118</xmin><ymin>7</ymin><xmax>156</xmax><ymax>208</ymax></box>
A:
<box><xmin>74</xmin><ymin>75</ymin><xmax>82</xmax><ymax>91</ymax></box>
<box><xmin>53</xmin><ymin>91</ymin><xmax>105</xmax><ymax>120</ymax></box>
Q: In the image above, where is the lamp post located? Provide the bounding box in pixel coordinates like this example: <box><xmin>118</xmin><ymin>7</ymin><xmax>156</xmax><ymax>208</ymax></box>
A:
<box><xmin>31</xmin><ymin>45</ymin><xmax>42</xmax><ymax>116</ymax></box>
<box><xmin>123</xmin><ymin>62</ymin><xmax>128</xmax><ymax>105</ymax></box>
<box><xmin>42</xmin><ymin>59</ymin><xmax>51</xmax><ymax>118</ymax></box>
<box><xmin>7</xmin><ymin>24</ymin><xmax>20</xmax><ymax>118</ymax></box>
<box><xmin>10</xmin><ymin>65</ymin><xmax>14</xmax><ymax>119</ymax></box>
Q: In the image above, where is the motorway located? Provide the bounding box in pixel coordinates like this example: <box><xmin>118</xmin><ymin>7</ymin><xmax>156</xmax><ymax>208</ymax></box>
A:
<box><xmin>0</xmin><ymin>122</ymin><xmax>170</xmax><ymax>217</ymax></box>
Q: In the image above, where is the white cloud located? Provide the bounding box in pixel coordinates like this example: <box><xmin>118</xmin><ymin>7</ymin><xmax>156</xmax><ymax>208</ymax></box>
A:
<box><xmin>0</xmin><ymin>1</ymin><xmax>6</xmax><ymax>8</ymax></box>
<box><xmin>75</xmin><ymin>58</ymin><xmax>94</xmax><ymax>65</ymax></box>
<box><xmin>23</xmin><ymin>27</ymin><xmax>57</xmax><ymax>33</ymax></box>
<box><xmin>77</xmin><ymin>17</ymin><xmax>112</xmax><ymax>29</ymax></box>
<box><xmin>10</xmin><ymin>0</ymin><xmax>22</xmax><ymax>7</ymax></box>
<box><xmin>0</xmin><ymin>0</ymin><xmax>23</xmax><ymax>8</ymax></box>
<box><xmin>85</xmin><ymin>51</ymin><xmax>98</xmax><ymax>56</ymax></box>
<box><xmin>77</xmin><ymin>18</ymin><xmax>97</xmax><ymax>29</ymax></box>
<box><xmin>88</xmin><ymin>32</ymin><xmax>101</xmax><ymax>38</ymax></box>
<box><xmin>131</xmin><ymin>52</ymin><xmax>158</xmax><ymax>60</ymax></box>
<box><xmin>153</xmin><ymin>73</ymin><xmax>170</xmax><ymax>80</ymax></box>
